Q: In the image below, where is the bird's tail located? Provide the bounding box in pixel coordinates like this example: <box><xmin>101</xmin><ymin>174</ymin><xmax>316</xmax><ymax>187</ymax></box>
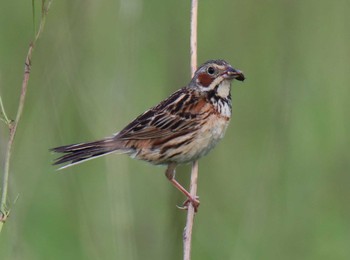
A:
<box><xmin>51</xmin><ymin>137</ymin><xmax>127</xmax><ymax>169</ymax></box>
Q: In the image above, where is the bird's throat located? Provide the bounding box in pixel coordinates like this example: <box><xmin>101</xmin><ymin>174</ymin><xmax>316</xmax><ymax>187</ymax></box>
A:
<box><xmin>216</xmin><ymin>80</ymin><xmax>231</xmax><ymax>99</ymax></box>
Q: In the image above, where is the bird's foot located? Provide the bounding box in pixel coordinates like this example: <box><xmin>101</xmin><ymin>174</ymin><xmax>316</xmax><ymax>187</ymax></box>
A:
<box><xmin>177</xmin><ymin>195</ymin><xmax>200</xmax><ymax>212</ymax></box>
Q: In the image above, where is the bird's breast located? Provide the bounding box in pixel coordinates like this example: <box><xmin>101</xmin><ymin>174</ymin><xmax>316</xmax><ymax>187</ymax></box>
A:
<box><xmin>193</xmin><ymin>114</ymin><xmax>230</xmax><ymax>158</ymax></box>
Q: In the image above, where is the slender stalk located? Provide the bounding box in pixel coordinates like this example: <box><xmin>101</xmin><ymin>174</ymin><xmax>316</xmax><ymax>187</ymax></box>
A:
<box><xmin>0</xmin><ymin>0</ymin><xmax>53</xmax><ymax>231</ymax></box>
<box><xmin>183</xmin><ymin>161</ymin><xmax>198</xmax><ymax>260</ymax></box>
<box><xmin>190</xmin><ymin>0</ymin><xmax>198</xmax><ymax>77</ymax></box>
<box><xmin>183</xmin><ymin>1</ymin><xmax>198</xmax><ymax>259</ymax></box>
<box><xmin>0</xmin><ymin>94</ymin><xmax>10</xmax><ymax>125</ymax></box>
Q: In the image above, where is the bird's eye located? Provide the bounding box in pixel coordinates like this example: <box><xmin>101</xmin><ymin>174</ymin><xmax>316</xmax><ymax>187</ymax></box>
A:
<box><xmin>207</xmin><ymin>67</ymin><xmax>215</xmax><ymax>75</ymax></box>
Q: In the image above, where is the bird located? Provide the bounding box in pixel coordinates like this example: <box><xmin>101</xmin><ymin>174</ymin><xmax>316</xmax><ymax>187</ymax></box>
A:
<box><xmin>51</xmin><ymin>59</ymin><xmax>245</xmax><ymax>211</ymax></box>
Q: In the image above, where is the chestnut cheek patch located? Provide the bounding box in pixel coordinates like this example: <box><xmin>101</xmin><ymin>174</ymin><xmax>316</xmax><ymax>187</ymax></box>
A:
<box><xmin>197</xmin><ymin>73</ymin><xmax>213</xmax><ymax>87</ymax></box>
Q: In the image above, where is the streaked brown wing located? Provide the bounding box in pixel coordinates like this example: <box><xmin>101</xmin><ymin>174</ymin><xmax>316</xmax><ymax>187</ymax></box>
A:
<box><xmin>116</xmin><ymin>87</ymin><xmax>206</xmax><ymax>140</ymax></box>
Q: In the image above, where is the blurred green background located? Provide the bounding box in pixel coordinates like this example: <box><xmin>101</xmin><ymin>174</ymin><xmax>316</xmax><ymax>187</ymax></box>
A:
<box><xmin>1</xmin><ymin>0</ymin><xmax>350</xmax><ymax>259</ymax></box>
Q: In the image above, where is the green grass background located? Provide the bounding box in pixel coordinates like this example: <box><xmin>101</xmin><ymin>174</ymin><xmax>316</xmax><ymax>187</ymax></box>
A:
<box><xmin>1</xmin><ymin>0</ymin><xmax>349</xmax><ymax>259</ymax></box>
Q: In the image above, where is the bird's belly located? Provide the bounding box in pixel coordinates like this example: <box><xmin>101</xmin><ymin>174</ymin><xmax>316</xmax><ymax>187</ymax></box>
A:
<box><xmin>165</xmin><ymin>116</ymin><xmax>230</xmax><ymax>164</ymax></box>
<box><xmin>130</xmin><ymin>113</ymin><xmax>231</xmax><ymax>165</ymax></box>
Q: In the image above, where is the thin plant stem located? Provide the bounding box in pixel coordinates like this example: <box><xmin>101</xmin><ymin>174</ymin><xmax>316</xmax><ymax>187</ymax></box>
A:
<box><xmin>190</xmin><ymin>0</ymin><xmax>198</xmax><ymax>77</ymax></box>
<box><xmin>0</xmin><ymin>0</ymin><xmax>53</xmax><ymax>232</ymax></box>
<box><xmin>0</xmin><ymin>94</ymin><xmax>10</xmax><ymax>125</ymax></box>
<box><xmin>183</xmin><ymin>0</ymin><xmax>198</xmax><ymax>259</ymax></box>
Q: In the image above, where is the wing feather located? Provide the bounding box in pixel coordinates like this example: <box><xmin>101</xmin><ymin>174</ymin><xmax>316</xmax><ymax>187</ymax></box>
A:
<box><xmin>115</xmin><ymin>87</ymin><xmax>206</xmax><ymax>141</ymax></box>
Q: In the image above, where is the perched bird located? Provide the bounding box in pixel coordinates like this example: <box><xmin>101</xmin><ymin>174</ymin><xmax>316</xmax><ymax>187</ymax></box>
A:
<box><xmin>52</xmin><ymin>59</ymin><xmax>245</xmax><ymax>211</ymax></box>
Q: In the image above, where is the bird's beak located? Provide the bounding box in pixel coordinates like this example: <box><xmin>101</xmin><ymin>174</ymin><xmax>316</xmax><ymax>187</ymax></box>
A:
<box><xmin>224</xmin><ymin>67</ymin><xmax>245</xmax><ymax>81</ymax></box>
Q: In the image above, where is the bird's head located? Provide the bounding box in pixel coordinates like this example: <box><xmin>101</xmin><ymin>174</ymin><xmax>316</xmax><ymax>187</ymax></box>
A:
<box><xmin>190</xmin><ymin>60</ymin><xmax>244</xmax><ymax>98</ymax></box>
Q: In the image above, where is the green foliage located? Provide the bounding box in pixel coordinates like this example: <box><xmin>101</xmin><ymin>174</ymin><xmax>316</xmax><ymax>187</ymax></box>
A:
<box><xmin>0</xmin><ymin>0</ymin><xmax>349</xmax><ymax>259</ymax></box>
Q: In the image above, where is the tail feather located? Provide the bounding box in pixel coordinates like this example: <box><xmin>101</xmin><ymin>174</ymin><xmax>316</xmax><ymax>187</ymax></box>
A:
<box><xmin>51</xmin><ymin>137</ymin><xmax>126</xmax><ymax>169</ymax></box>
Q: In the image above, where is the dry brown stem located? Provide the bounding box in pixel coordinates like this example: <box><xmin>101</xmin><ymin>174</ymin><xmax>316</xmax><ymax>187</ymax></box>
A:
<box><xmin>183</xmin><ymin>1</ymin><xmax>198</xmax><ymax>259</ymax></box>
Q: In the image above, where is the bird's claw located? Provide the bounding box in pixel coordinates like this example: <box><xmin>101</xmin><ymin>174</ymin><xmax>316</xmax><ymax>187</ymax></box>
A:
<box><xmin>176</xmin><ymin>196</ymin><xmax>200</xmax><ymax>212</ymax></box>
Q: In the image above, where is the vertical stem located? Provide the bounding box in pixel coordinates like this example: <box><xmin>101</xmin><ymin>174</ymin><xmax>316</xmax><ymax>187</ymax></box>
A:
<box><xmin>0</xmin><ymin>44</ymin><xmax>33</xmax><ymax>227</ymax></box>
<box><xmin>183</xmin><ymin>161</ymin><xmax>198</xmax><ymax>260</ymax></box>
<box><xmin>190</xmin><ymin>0</ymin><xmax>198</xmax><ymax>77</ymax></box>
<box><xmin>0</xmin><ymin>1</ymin><xmax>52</xmax><ymax>231</ymax></box>
<box><xmin>183</xmin><ymin>1</ymin><xmax>198</xmax><ymax>259</ymax></box>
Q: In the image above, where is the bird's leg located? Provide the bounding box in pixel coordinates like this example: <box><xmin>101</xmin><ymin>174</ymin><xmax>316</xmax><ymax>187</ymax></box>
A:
<box><xmin>165</xmin><ymin>163</ymin><xmax>200</xmax><ymax>212</ymax></box>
